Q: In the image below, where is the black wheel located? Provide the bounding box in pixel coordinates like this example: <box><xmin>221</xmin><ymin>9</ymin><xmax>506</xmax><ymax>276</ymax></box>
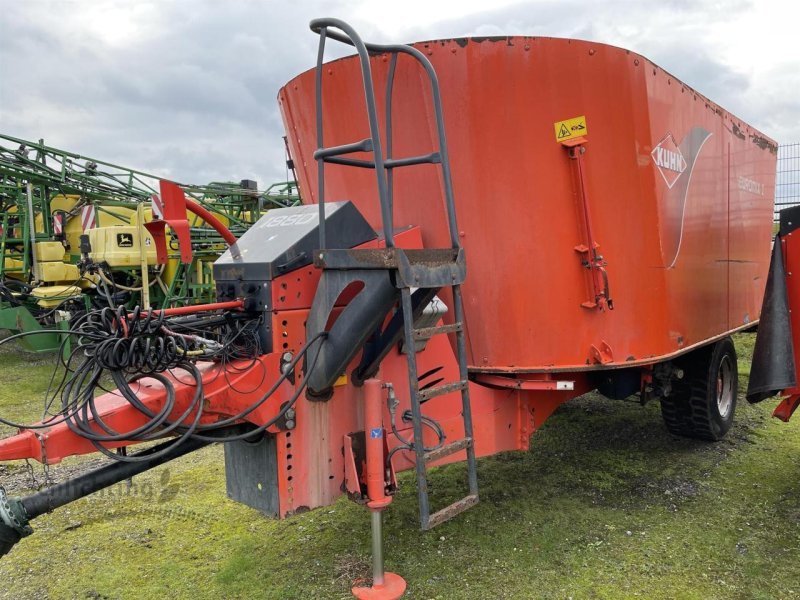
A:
<box><xmin>660</xmin><ymin>337</ymin><xmax>738</xmax><ymax>441</ymax></box>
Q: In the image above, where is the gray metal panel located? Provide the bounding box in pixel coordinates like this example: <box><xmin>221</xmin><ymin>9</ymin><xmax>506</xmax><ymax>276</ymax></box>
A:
<box><xmin>223</xmin><ymin>435</ymin><xmax>279</xmax><ymax>517</ymax></box>
<box><xmin>213</xmin><ymin>201</ymin><xmax>376</xmax><ymax>282</ymax></box>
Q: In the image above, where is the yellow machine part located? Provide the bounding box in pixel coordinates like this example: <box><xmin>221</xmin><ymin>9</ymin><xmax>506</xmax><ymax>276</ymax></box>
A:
<box><xmin>87</xmin><ymin>226</ymin><xmax>156</xmax><ymax>267</ymax></box>
<box><xmin>48</xmin><ymin>194</ymin><xmax>81</xmax><ymax>218</ymax></box>
<box><xmin>76</xmin><ymin>273</ymin><xmax>97</xmax><ymax>289</ymax></box>
<box><xmin>49</xmin><ymin>198</ymin><xmax>135</xmax><ymax>260</ymax></box>
<box><xmin>35</xmin><ymin>262</ymin><xmax>80</xmax><ymax>283</ymax></box>
<box><xmin>31</xmin><ymin>241</ymin><xmax>79</xmax><ymax>283</ymax></box>
<box><xmin>3</xmin><ymin>257</ymin><xmax>24</xmax><ymax>275</ymax></box>
<box><xmin>98</xmin><ymin>207</ymin><xmax>135</xmax><ymax>227</ymax></box>
<box><xmin>13</xmin><ymin>197</ymin><xmax>235</xmax><ymax>296</ymax></box>
<box><xmin>128</xmin><ymin>205</ymin><xmax>154</xmax><ymax>226</ymax></box>
<box><xmin>30</xmin><ymin>284</ymin><xmax>82</xmax><ymax>308</ymax></box>
<box><xmin>50</xmin><ymin>195</ymin><xmax>81</xmax><ymax>257</ymax></box>
<box><xmin>33</xmin><ymin>241</ymin><xmax>67</xmax><ymax>262</ymax></box>
<box><xmin>3</xmin><ymin>199</ymin><xmax>137</xmax><ymax>247</ymax></box>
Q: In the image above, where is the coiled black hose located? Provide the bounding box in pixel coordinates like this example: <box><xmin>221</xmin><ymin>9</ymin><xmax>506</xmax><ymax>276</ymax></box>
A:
<box><xmin>0</xmin><ymin>305</ymin><xmax>326</xmax><ymax>462</ymax></box>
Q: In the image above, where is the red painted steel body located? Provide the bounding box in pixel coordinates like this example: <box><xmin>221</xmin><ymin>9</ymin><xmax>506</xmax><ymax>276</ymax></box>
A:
<box><xmin>0</xmin><ymin>227</ymin><xmax>588</xmax><ymax>518</ymax></box>
<box><xmin>0</xmin><ymin>36</ymin><xmax>780</xmax><ymax>541</ymax></box>
<box><xmin>279</xmin><ymin>36</ymin><xmax>777</xmax><ymax>372</ymax></box>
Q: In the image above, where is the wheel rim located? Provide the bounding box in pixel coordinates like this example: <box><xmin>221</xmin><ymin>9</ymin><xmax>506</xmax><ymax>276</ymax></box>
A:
<box><xmin>716</xmin><ymin>355</ymin><xmax>734</xmax><ymax>419</ymax></box>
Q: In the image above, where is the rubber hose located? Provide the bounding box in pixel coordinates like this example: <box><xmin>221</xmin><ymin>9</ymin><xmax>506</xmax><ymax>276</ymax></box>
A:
<box><xmin>96</xmin><ymin>266</ymin><xmax>165</xmax><ymax>292</ymax></box>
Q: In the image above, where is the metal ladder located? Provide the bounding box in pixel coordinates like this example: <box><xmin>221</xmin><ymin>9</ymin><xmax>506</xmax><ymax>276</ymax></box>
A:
<box><xmin>310</xmin><ymin>18</ymin><xmax>478</xmax><ymax>530</ymax></box>
<box><xmin>401</xmin><ymin>287</ymin><xmax>479</xmax><ymax>529</ymax></box>
<box><xmin>0</xmin><ymin>209</ymin><xmax>32</xmax><ymax>279</ymax></box>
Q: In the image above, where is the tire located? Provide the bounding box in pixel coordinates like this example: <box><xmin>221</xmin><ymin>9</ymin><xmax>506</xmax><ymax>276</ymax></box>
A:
<box><xmin>660</xmin><ymin>336</ymin><xmax>738</xmax><ymax>441</ymax></box>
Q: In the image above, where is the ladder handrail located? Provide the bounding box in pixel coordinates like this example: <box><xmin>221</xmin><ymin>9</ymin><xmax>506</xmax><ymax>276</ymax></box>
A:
<box><xmin>310</xmin><ymin>18</ymin><xmax>461</xmax><ymax>250</ymax></box>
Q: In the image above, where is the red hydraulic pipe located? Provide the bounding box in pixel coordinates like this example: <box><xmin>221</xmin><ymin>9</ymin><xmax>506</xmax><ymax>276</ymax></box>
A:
<box><xmin>184</xmin><ymin>198</ymin><xmax>238</xmax><ymax>246</ymax></box>
<box><xmin>146</xmin><ymin>181</ymin><xmax>238</xmax><ymax>265</ymax></box>
<box><xmin>142</xmin><ymin>299</ymin><xmax>245</xmax><ymax>318</ymax></box>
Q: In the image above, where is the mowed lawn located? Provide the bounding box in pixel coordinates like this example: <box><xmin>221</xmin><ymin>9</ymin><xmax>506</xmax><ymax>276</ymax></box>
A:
<box><xmin>0</xmin><ymin>333</ymin><xmax>798</xmax><ymax>599</ymax></box>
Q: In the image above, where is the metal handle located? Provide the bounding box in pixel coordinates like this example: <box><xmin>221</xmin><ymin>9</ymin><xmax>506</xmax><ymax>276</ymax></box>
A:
<box><xmin>309</xmin><ymin>18</ymin><xmax>462</xmax><ymax>249</ymax></box>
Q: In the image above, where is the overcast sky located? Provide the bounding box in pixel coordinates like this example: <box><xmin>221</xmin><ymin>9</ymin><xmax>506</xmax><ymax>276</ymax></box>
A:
<box><xmin>1</xmin><ymin>0</ymin><xmax>797</xmax><ymax>190</ymax></box>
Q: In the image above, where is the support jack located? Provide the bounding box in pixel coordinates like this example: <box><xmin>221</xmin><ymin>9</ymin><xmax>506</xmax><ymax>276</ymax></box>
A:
<box><xmin>351</xmin><ymin>379</ymin><xmax>406</xmax><ymax>600</ymax></box>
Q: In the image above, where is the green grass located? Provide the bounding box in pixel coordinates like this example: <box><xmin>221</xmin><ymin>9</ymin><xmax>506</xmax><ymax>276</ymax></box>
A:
<box><xmin>1</xmin><ymin>333</ymin><xmax>799</xmax><ymax>599</ymax></box>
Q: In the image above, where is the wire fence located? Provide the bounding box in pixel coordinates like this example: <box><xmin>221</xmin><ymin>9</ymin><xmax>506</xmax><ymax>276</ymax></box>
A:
<box><xmin>776</xmin><ymin>143</ymin><xmax>800</xmax><ymax>221</ymax></box>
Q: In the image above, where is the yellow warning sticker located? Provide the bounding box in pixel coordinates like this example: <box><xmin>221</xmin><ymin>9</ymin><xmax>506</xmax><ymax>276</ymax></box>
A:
<box><xmin>334</xmin><ymin>374</ymin><xmax>348</xmax><ymax>387</ymax></box>
<box><xmin>554</xmin><ymin>115</ymin><xmax>588</xmax><ymax>142</ymax></box>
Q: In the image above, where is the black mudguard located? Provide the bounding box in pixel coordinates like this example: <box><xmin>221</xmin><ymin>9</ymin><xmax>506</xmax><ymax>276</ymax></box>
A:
<box><xmin>747</xmin><ymin>237</ymin><xmax>797</xmax><ymax>403</ymax></box>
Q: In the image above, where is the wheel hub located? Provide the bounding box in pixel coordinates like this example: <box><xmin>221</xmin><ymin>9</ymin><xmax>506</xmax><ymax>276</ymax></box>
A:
<box><xmin>716</xmin><ymin>355</ymin><xmax>734</xmax><ymax>419</ymax></box>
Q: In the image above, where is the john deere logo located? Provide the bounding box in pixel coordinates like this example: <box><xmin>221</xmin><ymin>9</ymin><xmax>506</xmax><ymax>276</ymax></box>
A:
<box><xmin>651</xmin><ymin>133</ymin><xmax>687</xmax><ymax>189</ymax></box>
<box><xmin>117</xmin><ymin>233</ymin><xmax>134</xmax><ymax>248</ymax></box>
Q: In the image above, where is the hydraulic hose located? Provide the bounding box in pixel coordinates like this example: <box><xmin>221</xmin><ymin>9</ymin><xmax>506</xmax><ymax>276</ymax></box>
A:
<box><xmin>0</xmin><ymin>434</ymin><xmax>216</xmax><ymax>559</ymax></box>
<box><xmin>22</xmin><ymin>436</ymin><xmax>211</xmax><ymax>519</ymax></box>
<box><xmin>184</xmin><ymin>198</ymin><xmax>237</xmax><ymax>246</ymax></box>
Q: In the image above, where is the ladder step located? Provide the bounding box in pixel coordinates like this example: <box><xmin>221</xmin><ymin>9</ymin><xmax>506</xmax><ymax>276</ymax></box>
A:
<box><xmin>425</xmin><ymin>494</ymin><xmax>479</xmax><ymax>530</ymax></box>
<box><xmin>418</xmin><ymin>380</ymin><xmax>467</xmax><ymax>403</ymax></box>
<box><xmin>314</xmin><ymin>138</ymin><xmax>373</xmax><ymax>160</ymax></box>
<box><xmin>413</xmin><ymin>322</ymin><xmax>462</xmax><ymax>340</ymax></box>
<box><xmin>384</xmin><ymin>152</ymin><xmax>441</xmax><ymax>169</ymax></box>
<box><xmin>424</xmin><ymin>437</ymin><xmax>472</xmax><ymax>464</ymax></box>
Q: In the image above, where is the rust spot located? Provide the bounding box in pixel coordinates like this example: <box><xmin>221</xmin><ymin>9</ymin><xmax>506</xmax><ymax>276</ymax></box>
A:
<box><xmin>732</xmin><ymin>124</ymin><xmax>746</xmax><ymax>140</ymax></box>
<box><xmin>471</xmin><ymin>35</ymin><xmax>511</xmax><ymax>44</ymax></box>
<box><xmin>751</xmin><ymin>134</ymin><xmax>778</xmax><ymax>154</ymax></box>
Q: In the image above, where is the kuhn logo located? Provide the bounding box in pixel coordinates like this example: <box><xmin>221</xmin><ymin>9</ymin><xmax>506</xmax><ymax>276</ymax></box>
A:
<box><xmin>651</xmin><ymin>133</ymin><xmax>687</xmax><ymax>188</ymax></box>
<box><xmin>652</xmin><ymin>127</ymin><xmax>713</xmax><ymax>269</ymax></box>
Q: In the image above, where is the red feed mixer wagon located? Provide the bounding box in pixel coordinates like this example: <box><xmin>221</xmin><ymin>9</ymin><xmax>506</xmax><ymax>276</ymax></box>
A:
<box><xmin>0</xmin><ymin>18</ymin><xmax>781</xmax><ymax>599</ymax></box>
